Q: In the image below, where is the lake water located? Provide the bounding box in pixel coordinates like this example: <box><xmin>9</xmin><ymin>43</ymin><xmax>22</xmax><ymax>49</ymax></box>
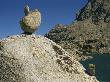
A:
<box><xmin>80</xmin><ymin>54</ymin><xmax>110</xmax><ymax>82</ymax></box>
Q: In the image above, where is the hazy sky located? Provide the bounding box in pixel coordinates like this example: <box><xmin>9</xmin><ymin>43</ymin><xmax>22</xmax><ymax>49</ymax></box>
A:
<box><xmin>0</xmin><ymin>0</ymin><xmax>87</xmax><ymax>38</ymax></box>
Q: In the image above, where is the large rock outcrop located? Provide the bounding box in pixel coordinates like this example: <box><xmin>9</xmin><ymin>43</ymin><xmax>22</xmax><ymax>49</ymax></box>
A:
<box><xmin>45</xmin><ymin>0</ymin><xmax>110</xmax><ymax>61</ymax></box>
<box><xmin>0</xmin><ymin>34</ymin><xmax>98</xmax><ymax>82</ymax></box>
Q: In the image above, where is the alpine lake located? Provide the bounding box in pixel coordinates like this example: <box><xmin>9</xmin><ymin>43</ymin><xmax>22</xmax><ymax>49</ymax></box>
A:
<box><xmin>80</xmin><ymin>53</ymin><xmax>110</xmax><ymax>82</ymax></box>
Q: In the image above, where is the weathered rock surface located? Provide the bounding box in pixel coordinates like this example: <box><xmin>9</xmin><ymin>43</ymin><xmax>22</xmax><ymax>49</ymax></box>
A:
<box><xmin>0</xmin><ymin>34</ymin><xmax>98</xmax><ymax>82</ymax></box>
<box><xmin>20</xmin><ymin>5</ymin><xmax>41</xmax><ymax>34</ymax></box>
<box><xmin>45</xmin><ymin>0</ymin><xmax>110</xmax><ymax>61</ymax></box>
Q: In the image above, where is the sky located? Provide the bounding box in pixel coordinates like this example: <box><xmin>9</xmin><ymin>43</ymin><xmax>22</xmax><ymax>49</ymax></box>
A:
<box><xmin>0</xmin><ymin>0</ymin><xmax>88</xmax><ymax>38</ymax></box>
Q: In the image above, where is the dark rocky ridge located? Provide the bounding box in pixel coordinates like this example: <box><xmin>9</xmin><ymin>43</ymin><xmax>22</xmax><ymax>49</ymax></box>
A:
<box><xmin>76</xmin><ymin>0</ymin><xmax>110</xmax><ymax>23</ymax></box>
<box><xmin>45</xmin><ymin>0</ymin><xmax>110</xmax><ymax>61</ymax></box>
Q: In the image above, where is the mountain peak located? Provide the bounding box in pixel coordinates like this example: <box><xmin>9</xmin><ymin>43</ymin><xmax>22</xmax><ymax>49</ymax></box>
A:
<box><xmin>45</xmin><ymin>0</ymin><xmax>110</xmax><ymax>61</ymax></box>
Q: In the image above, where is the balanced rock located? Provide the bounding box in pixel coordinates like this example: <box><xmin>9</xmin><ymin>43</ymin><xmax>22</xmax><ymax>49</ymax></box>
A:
<box><xmin>20</xmin><ymin>5</ymin><xmax>41</xmax><ymax>34</ymax></box>
<box><xmin>0</xmin><ymin>34</ymin><xmax>99</xmax><ymax>82</ymax></box>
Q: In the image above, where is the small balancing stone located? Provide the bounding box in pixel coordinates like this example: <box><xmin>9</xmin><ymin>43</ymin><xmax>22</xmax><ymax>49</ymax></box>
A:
<box><xmin>20</xmin><ymin>5</ymin><xmax>41</xmax><ymax>34</ymax></box>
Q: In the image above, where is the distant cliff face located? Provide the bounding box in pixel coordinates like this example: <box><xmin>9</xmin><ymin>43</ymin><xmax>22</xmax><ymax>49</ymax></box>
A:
<box><xmin>0</xmin><ymin>34</ymin><xmax>98</xmax><ymax>82</ymax></box>
<box><xmin>76</xmin><ymin>0</ymin><xmax>110</xmax><ymax>23</ymax></box>
<box><xmin>45</xmin><ymin>0</ymin><xmax>110</xmax><ymax>60</ymax></box>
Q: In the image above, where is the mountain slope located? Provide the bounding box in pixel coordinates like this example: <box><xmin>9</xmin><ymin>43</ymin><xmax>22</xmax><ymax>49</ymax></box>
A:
<box><xmin>45</xmin><ymin>0</ymin><xmax>110</xmax><ymax>61</ymax></box>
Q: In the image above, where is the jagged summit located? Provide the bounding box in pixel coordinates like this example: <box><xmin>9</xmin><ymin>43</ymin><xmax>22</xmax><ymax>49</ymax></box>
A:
<box><xmin>76</xmin><ymin>0</ymin><xmax>110</xmax><ymax>24</ymax></box>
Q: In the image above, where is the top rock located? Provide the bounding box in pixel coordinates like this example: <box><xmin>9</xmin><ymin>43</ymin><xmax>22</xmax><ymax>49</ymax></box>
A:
<box><xmin>20</xmin><ymin>5</ymin><xmax>41</xmax><ymax>34</ymax></box>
